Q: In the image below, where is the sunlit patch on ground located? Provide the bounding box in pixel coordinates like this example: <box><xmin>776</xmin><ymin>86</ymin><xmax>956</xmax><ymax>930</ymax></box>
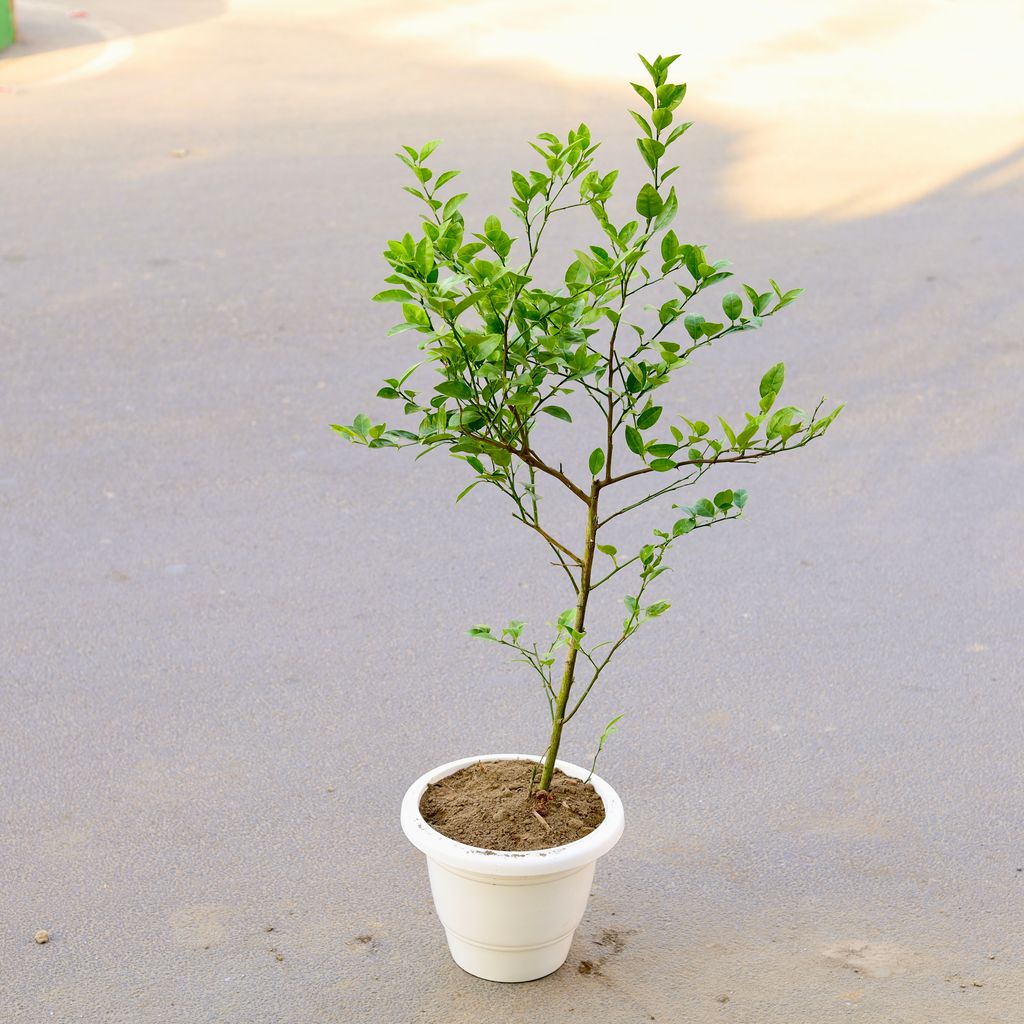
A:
<box><xmin>365</xmin><ymin>0</ymin><xmax>1024</xmax><ymax>220</ymax></box>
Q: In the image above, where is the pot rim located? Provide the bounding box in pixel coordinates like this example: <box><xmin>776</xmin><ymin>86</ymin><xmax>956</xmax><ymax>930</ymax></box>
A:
<box><xmin>400</xmin><ymin>753</ymin><xmax>625</xmax><ymax>877</ymax></box>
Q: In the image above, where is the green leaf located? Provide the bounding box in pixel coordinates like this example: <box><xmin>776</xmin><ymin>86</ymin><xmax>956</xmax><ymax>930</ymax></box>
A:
<box><xmin>666</xmin><ymin>121</ymin><xmax>693</xmax><ymax>145</ymax></box>
<box><xmin>645</xmin><ymin>600</ymin><xmax>671</xmax><ymax>617</ymax></box>
<box><xmin>636</xmin><ymin>405</ymin><xmax>663</xmax><ymax>429</ymax></box>
<box><xmin>442</xmin><ymin>193</ymin><xmax>468</xmax><ymax>220</ymax></box>
<box><xmin>718</xmin><ymin>416</ymin><xmax>738</xmax><ymax>448</ymax></box>
<box><xmin>810</xmin><ymin>403</ymin><xmax>845</xmax><ymax>435</ymax></box>
<box><xmin>638</xmin><ymin>53</ymin><xmax>658</xmax><ymax>82</ymax></box>
<box><xmin>767</xmin><ymin>405</ymin><xmax>802</xmax><ymax>439</ymax></box>
<box><xmin>693</xmin><ymin>497</ymin><xmax>716</xmax><ymax>518</ymax></box>
<box><xmin>714</xmin><ymin>489</ymin><xmax>734</xmax><ymax>510</ymax></box>
<box><xmin>353</xmin><ymin>413</ymin><xmax>372</xmax><ymax>439</ymax></box>
<box><xmin>414</xmin><ymin>236</ymin><xmax>434</xmax><ymax>276</ymax></box>
<box><xmin>773</xmin><ymin>287</ymin><xmax>805</xmax><ymax>311</ymax></box>
<box><xmin>651</xmin><ymin>107</ymin><xmax>672</xmax><ymax>131</ymax></box>
<box><xmin>600</xmin><ymin>713</ymin><xmax>624</xmax><ymax>738</ymax></box>
<box><xmin>597</xmin><ymin>543</ymin><xmax>618</xmax><ymax>558</ymax></box>
<box><xmin>455</xmin><ymin>480</ymin><xmax>482</xmax><ymax>503</ymax></box>
<box><xmin>683</xmin><ymin>314</ymin><xmax>705</xmax><ymax>340</ymax></box>
<box><xmin>502</xmin><ymin>619</ymin><xmax>525</xmax><ymax>640</ymax></box>
<box><xmin>653</xmin><ymin>186</ymin><xmax>678</xmax><ymax>230</ymax></box>
<box><xmin>650</xmin><ymin>458</ymin><xmax>676</xmax><ymax>472</ymax></box>
<box><xmin>401</xmin><ymin>303</ymin><xmax>428</xmax><ymax>329</ymax></box>
<box><xmin>450</xmin><ymin>292</ymin><xmax>484</xmax><ymax>317</ymax></box>
<box><xmin>735</xmin><ymin>419</ymin><xmax>761</xmax><ymax>448</ymax></box>
<box><xmin>589</xmin><ymin>448</ymin><xmax>605</xmax><ymax>476</ymax></box>
<box><xmin>630</xmin><ymin>82</ymin><xmax>656</xmax><ymax>108</ymax></box>
<box><xmin>635</xmin><ymin>183</ymin><xmax>663</xmax><ymax>218</ymax></box>
<box><xmin>734</xmin><ymin>488</ymin><xmax>749</xmax><ymax>509</ymax></box>
<box><xmin>656</xmin><ymin>82</ymin><xmax>686</xmax><ymax>110</ymax></box>
<box><xmin>672</xmin><ymin>516</ymin><xmax>696</xmax><ymax>536</ymax></box>
<box><xmin>759</xmin><ymin>362</ymin><xmax>785</xmax><ymax>400</ymax></box>
<box><xmin>541</xmin><ymin>405</ymin><xmax>572</xmax><ymax>423</ymax></box>
<box><xmin>436</xmin><ymin>380</ymin><xmax>473</xmax><ymax>400</ymax></box>
<box><xmin>625</xmin><ymin>425</ymin><xmax>645</xmax><ymax>455</ymax></box>
<box><xmin>628</xmin><ymin>109</ymin><xmax>653</xmax><ymax>137</ymax></box>
<box><xmin>648</xmin><ymin>443</ymin><xmax>678</xmax><ymax>458</ymax></box>
<box><xmin>471</xmin><ymin>334</ymin><xmax>501</xmax><ymax>359</ymax></box>
<box><xmin>565</xmin><ymin>260</ymin><xmax>589</xmax><ymax>288</ymax></box>
<box><xmin>372</xmin><ymin>289</ymin><xmax>413</xmax><ymax>303</ymax></box>
<box><xmin>722</xmin><ymin>292</ymin><xmax>742</xmax><ymax>320</ymax></box>
<box><xmin>435</xmin><ymin>169</ymin><xmax>460</xmax><ymax>188</ymax></box>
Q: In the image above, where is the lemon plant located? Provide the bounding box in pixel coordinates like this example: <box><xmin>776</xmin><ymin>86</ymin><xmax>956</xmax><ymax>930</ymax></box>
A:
<box><xmin>335</xmin><ymin>54</ymin><xmax>842</xmax><ymax>797</ymax></box>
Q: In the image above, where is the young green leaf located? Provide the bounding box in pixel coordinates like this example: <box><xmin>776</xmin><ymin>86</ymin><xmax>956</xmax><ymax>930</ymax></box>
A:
<box><xmin>541</xmin><ymin>405</ymin><xmax>573</xmax><ymax>423</ymax></box>
<box><xmin>372</xmin><ymin>289</ymin><xmax>413</xmax><ymax>303</ymax></box>
<box><xmin>636</xmin><ymin>406</ymin><xmax>663</xmax><ymax>430</ymax></box>
<box><xmin>630</xmin><ymin>82</ymin><xmax>656</xmax><ymax>108</ymax></box>
<box><xmin>436</xmin><ymin>380</ymin><xmax>473</xmax><ymax>401</ymax></box>
<box><xmin>653</xmin><ymin>187</ymin><xmax>678</xmax><ymax>230</ymax></box>
<box><xmin>635</xmin><ymin>183</ymin><xmax>663</xmax><ymax>219</ymax></box>
<box><xmin>759</xmin><ymin>362</ymin><xmax>785</xmax><ymax>400</ymax></box>
<box><xmin>455</xmin><ymin>480</ymin><xmax>482</xmax><ymax>503</ymax></box>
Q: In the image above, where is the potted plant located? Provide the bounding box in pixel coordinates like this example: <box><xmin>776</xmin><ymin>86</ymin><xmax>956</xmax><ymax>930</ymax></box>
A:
<box><xmin>334</xmin><ymin>53</ymin><xmax>842</xmax><ymax>982</ymax></box>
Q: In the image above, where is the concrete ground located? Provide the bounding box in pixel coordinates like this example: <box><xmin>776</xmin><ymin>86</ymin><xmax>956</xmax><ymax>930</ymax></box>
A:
<box><xmin>2</xmin><ymin>3</ymin><xmax>1022</xmax><ymax>1022</ymax></box>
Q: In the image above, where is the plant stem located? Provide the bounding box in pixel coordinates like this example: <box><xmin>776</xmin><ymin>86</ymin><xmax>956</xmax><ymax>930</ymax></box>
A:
<box><xmin>538</xmin><ymin>482</ymin><xmax>600</xmax><ymax>791</ymax></box>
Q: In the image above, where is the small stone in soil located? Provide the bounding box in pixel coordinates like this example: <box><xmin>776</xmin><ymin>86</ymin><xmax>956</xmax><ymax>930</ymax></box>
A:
<box><xmin>578</xmin><ymin>960</ymin><xmax>593</xmax><ymax>975</ymax></box>
<box><xmin>716</xmin><ymin>995</ymin><xmax>730</xmax><ymax>1003</ymax></box>
<box><xmin>34</xmin><ymin>930</ymin><xmax>49</xmax><ymax>944</ymax></box>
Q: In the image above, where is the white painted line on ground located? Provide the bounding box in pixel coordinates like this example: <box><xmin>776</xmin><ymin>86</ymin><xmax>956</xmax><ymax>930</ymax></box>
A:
<box><xmin>7</xmin><ymin>2</ymin><xmax>134</xmax><ymax>89</ymax></box>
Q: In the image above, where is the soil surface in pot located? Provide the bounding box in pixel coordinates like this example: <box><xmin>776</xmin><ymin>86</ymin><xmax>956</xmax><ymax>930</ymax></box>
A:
<box><xmin>419</xmin><ymin>759</ymin><xmax>605</xmax><ymax>851</ymax></box>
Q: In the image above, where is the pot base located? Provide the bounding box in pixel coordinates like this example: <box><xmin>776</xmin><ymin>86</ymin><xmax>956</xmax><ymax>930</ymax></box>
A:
<box><xmin>445</xmin><ymin>927</ymin><xmax>575</xmax><ymax>983</ymax></box>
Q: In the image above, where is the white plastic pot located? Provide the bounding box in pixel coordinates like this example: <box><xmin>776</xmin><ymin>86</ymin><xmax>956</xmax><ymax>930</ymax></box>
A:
<box><xmin>400</xmin><ymin>753</ymin><xmax>625</xmax><ymax>982</ymax></box>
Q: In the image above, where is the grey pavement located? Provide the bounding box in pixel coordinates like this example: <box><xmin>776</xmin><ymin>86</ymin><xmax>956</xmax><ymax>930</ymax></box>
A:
<box><xmin>2</xmin><ymin>4</ymin><xmax>1023</xmax><ymax>1022</ymax></box>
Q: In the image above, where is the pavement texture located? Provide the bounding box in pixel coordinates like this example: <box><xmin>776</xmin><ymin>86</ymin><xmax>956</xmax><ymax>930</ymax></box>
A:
<box><xmin>2</xmin><ymin>3</ymin><xmax>1023</xmax><ymax>1022</ymax></box>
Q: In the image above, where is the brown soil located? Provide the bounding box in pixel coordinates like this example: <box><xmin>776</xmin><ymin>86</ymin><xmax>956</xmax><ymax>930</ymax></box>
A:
<box><xmin>418</xmin><ymin>759</ymin><xmax>605</xmax><ymax>852</ymax></box>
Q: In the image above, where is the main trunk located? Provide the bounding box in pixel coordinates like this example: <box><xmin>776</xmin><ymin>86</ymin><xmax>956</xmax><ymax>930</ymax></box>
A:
<box><xmin>538</xmin><ymin>485</ymin><xmax>599</xmax><ymax>792</ymax></box>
